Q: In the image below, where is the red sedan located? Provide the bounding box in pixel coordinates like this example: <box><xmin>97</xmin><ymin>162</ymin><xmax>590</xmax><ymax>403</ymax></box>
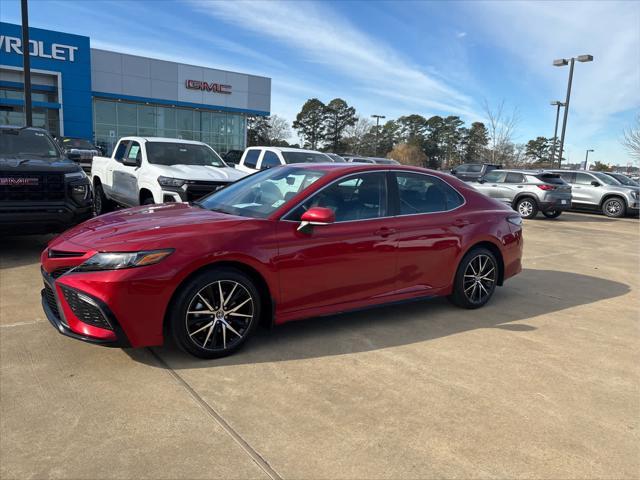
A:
<box><xmin>40</xmin><ymin>164</ymin><xmax>523</xmax><ymax>358</ymax></box>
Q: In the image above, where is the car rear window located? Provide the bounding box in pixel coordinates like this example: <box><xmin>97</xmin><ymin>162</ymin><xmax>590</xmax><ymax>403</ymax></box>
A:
<box><xmin>535</xmin><ymin>173</ymin><xmax>566</xmax><ymax>185</ymax></box>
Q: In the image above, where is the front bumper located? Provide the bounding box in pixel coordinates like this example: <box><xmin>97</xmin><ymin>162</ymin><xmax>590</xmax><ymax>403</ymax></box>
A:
<box><xmin>40</xmin><ymin>269</ymin><xmax>130</xmax><ymax>347</ymax></box>
<box><xmin>0</xmin><ymin>203</ymin><xmax>93</xmax><ymax>234</ymax></box>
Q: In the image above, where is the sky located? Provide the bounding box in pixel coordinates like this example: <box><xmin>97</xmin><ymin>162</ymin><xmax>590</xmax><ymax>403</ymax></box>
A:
<box><xmin>2</xmin><ymin>0</ymin><xmax>639</xmax><ymax>165</ymax></box>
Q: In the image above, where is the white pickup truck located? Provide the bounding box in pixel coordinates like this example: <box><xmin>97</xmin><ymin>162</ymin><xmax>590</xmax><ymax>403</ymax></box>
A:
<box><xmin>91</xmin><ymin>137</ymin><xmax>246</xmax><ymax>215</ymax></box>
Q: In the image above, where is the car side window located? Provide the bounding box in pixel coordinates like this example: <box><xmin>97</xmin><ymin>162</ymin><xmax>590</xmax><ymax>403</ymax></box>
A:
<box><xmin>288</xmin><ymin>172</ymin><xmax>388</xmax><ymax>222</ymax></box>
<box><xmin>456</xmin><ymin>165</ymin><xmax>468</xmax><ymax>173</ymax></box>
<box><xmin>505</xmin><ymin>172</ymin><xmax>524</xmax><ymax>184</ymax></box>
<box><xmin>244</xmin><ymin>149</ymin><xmax>260</xmax><ymax>169</ymax></box>
<box><xmin>261</xmin><ymin>151</ymin><xmax>281</xmax><ymax>170</ymax></box>
<box><xmin>396</xmin><ymin>172</ymin><xmax>464</xmax><ymax>214</ymax></box>
<box><xmin>575</xmin><ymin>172</ymin><xmax>594</xmax><ymax>185</ymax></box>
<box><xmin>558</xmin><ymin>172</ymin><xmax>575</xmax><ymax>184</ymax></box>
<box><xmin>114</xmin><ymin>141</ymin><xmax>130</xmax><ymax>162</ymax></box>
<box><xmin>468</xmin><ymin>165</ymin><xmax>483</xmax><ymax>173</ymax></box>
<box><xmin>483</xmin><ymin>171</ymin><xmax>505</xmax><ymax>183</ymax></box>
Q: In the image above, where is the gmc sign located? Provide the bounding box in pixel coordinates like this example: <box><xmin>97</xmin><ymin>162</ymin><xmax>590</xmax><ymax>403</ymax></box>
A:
<box><xmin>185</xmin><ymin>80</ymin><xmax>232</xmax><ymax>95</ymax></box>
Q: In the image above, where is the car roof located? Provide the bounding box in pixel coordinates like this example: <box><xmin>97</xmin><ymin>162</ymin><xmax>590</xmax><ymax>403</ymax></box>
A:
<box><xmin>0</xmin><ymin>125</ymin><xmax>48</xmax><ymax>133</ymax></box>
<box><xmin>246</xmin><ymin>146</ymin><xmax>327</xmax><ymax>154</ymax></box>
<box><xmin>284</xmin><ymin>163</ymin><xmax>446</xmax><ymax>175</ymax></box>
<box><xmin>119</xmin><ymin>136</ymin><xmax>209</xmax><ymax>145</ymax></box>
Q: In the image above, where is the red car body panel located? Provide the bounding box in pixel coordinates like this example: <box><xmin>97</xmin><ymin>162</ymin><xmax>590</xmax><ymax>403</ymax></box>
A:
<box><xmin>40</xmin><ymin>164</ymin><xmax>523</xmax><ymax>348</ymax></box>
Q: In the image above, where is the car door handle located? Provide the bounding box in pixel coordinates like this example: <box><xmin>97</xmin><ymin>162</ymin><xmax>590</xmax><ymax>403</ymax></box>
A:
<box><xmin>374</xmin><ymin>227</ymin><xmax>396</xmax><ymax>237</ymax></box>
<box><xmin>453</xmin><ymin>218</ymin><xmax>470</xmax><ymax>227</ymax></box>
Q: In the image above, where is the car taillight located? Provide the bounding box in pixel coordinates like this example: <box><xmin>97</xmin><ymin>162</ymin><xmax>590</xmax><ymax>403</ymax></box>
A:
<box><xmin>506</xmin><ymin>215</ymin><xmax>523</xmax><ymax>226</ymax></box>
<box><xmin>537</xmin><ymin>184</ymin><xmax>556</xmax><ymax>190</ymax></box>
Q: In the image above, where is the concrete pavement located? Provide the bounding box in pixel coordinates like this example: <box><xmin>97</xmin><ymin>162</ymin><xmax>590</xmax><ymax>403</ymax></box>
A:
<box><xmin>1</xmin><ymin>212</ymin><xmax>638</xmax><ymax>479</ymax></box>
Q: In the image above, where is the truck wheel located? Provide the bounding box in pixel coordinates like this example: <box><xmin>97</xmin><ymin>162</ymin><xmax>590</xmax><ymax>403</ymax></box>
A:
<box><xmin>516</xmin><ymin>197</ymin><xmax>538</xmax><ymax>219</ymax></box>
<box><xmin>541</xmin><ymin>210</ymin><xmax>562</xmax><ymax>219</ymax></box>
<box><xmin>602</xmin><ymin>197</ymin><xmax>625</xmax><ymax>218</ymax></box>
<box><xmin>142</xmin><ymin>197</ymin><xmax>155</xmax><ymax>205</ymax></box>
<box><xmin>94</xmin><ymin>183</ymin><xmax>113</xmax><ymax>216</ymax></box>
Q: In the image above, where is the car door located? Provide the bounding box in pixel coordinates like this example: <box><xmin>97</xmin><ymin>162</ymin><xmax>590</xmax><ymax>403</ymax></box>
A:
<box><xmin>572</xmin><ymin>172</ymin><xmax>600</xmax><ymax>206</ymax></box>
<box><xmin>494</xmin><ymin>172</ymin><xmax>525</xmax><ymax>204</ymax></box>
<box><xmin>112</xmin><ymin>141</ymin><xmax>141</xmax><ymax>206</ymax></box>
<box><xmin>275</xmin><ymin>171</ymin><xmax>398</xmax><ymax>314</ymax></box>
<box><xmin>474</xmin><ymin>170</ymin><xmax>506</xmax><ymax>200</ymax></box>
<box><xmin>385</xmin><ymin>171</ymin><xmax>465</xmax><ymax>295</ymax></box>
<box><xmin>105</xmin><ymin>140</ymin><xmax>129</xmax><ymax>197</ymax></box>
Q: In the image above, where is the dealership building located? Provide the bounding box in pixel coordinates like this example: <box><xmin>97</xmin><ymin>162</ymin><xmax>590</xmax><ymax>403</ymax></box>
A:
<box><xmin>0</xmin><ymin>22</ymin><xmax>271</xmax><ymax>154</ymax></box>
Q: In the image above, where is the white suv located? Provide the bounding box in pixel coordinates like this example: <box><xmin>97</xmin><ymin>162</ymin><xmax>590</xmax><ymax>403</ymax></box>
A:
<box><xmin>235</xmin><ymin>147</ymin><xmax>332</xmax><ymax>174</ymax></box>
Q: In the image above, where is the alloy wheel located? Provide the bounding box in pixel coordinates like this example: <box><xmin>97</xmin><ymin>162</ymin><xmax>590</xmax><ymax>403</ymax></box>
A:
<box><xmin>463</xmin><ymin>254</ymin><xmax>496</xmax><ymax>304</ymax></box>
<box><xmin>605</xmin><ymin>200</ymin><xmax>623</xmax><ymax>216</ymax></box>
<box><xmin>518</xmin><ymin>200</ymin><xmax>534</xmax><ymax>217</ymax></box>
<box><xmin>185</xmin><ymin>280</ymin><xmax>255</xmax><ymax>351</ymax></box>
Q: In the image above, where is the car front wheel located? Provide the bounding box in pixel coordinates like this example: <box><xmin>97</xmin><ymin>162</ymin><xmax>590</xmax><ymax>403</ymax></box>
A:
<box><xmin>449</xmin><ymin>248</ymin><xmax>498</xmax><ymax>309</ymax></box>
<box><xmin>170</xmin><ymin>268</ymin><xmax>261</xmax><ymax>359</ymax></box>
<box><xmin>94</xmin><ymin>182</ymin><xmax>113</xmax><ymax>216</ymax></box>
<box><xmin>516</xmin><ymin>197</ymin><xmax>538</xmax><ymax>219</ymax></box>
<box><xmin>602</xmin><ymin>197</ymin><xmax>625</xmax><ymax>218</ymax></box>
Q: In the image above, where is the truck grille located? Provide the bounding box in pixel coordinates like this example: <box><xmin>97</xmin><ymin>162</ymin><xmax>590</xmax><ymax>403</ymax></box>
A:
<box><xmin>61</xmin><ymin>286</ymin><xmax>112</xmax><ymax>330</ymax></box>
<box><xmin>0</xmin><ymin>172</ymin><xmax>65</xmax><ymax>202</ymax></box>
<box><xmin>185</xmin><ymin>181</ymin><xmax>228</xmax><ymax>202</ymax></box>
<box><xmin>43</xmin><ymin>283</ymin><xmax>61</xmax><ymax>320</ymax></box>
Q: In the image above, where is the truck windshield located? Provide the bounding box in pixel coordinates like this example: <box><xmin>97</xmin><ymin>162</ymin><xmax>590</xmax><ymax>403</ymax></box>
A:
<box><xmin>146</xmin><ymin>142</ymin><xmax>226</xmax><ymax>167</ymax></box>
<box><xmin>60</xmin><ymin>138</ymin><xmax>94</xmax><ymax>149</ymax></box>
<box><xmin>0</xmin><ymin>129</ymin><xmax>62</xmax><ymax>160</ymax></box>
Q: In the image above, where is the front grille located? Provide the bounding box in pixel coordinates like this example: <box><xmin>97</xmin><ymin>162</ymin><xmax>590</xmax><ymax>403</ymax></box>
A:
<box><xmin>43</xmin><ymin>283</ymin><xmax>61</xmax><ymax>320</ymax></box>
<box><xmin>0</xmin><ymin>172</ymin><xmax>65</xmax><ymax>202</ymax></box>
<box><xmin>49</xmin><ymin>249</ymin><xmax>85</xmax><ymax>258</ymax></box>
<box><xmin>185</xmin><ymin>181</ymin><xmax>228</xmax><ymax>202</ymax></box>
<box><xmin>61</xmin><ymin>286</ymin><xmax>112</xmax><ymax>330</ymax></box>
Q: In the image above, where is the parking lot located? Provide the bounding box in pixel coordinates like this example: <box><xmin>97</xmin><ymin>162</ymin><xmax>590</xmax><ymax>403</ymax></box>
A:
<box><xmin>1</xmin><ymin>211</ymin><xmax>638</xmax><ymax>479</ymax></box>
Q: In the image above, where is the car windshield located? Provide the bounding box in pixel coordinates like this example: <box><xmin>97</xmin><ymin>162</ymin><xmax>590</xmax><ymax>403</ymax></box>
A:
<box><xmin>61</xmin><ymin>138</ymin><xmax>94</xmax><ymax>149</ymax></box>
<box><xmin>0</xmin><ymin>129</ymin><xmax>62</xmax><ymax>160</ymax></box>
<box><xmin>146</xmin><ymin>142</ymin><xmax>226</xmax><ymax>167</ymax></box>
<box><xmin>609</xmin><ymin>173</ymin><xmax>638</xmax><ymax>186</ymax></box>
<box><xmin>592</xmin><ymin>172</ymin><xmax>620</xmax><ymax>185</ymax></box>
<box><xmin>281</xmin><ymin>151</ymin><xmax>329</xmax><ymax>164</ymax></box>
<box><xmin>197</xmin><ymin>166</ymin><xmax>326</xmax><ymax>218</ymax></box>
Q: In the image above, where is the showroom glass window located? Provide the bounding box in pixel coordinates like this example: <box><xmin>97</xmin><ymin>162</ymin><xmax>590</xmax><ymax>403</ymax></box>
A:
<box><xmin>395</xmin><ymin>172</ymin><xmax>464</xmax><ymax>214</ymax></box>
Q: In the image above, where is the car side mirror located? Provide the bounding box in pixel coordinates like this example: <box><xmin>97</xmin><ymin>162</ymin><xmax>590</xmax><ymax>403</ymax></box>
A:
<box><xmin>122</xmin><ymin>157</ymin><xmax>139</xmax><ymax>167</ymax></box>
<box><xmin>297</xmin><ymin>207</ymin><xmax>335</xmax><ymax>232</ymax></box>
<box><xmin>478</xmin><ymin>178</ymin><xmax>486</xmax><ymax>184</ymax></box>
<box><xmin>590</xmin><ymin>181</ymin><xmax>601</xmax><ymax>187</ymax></box>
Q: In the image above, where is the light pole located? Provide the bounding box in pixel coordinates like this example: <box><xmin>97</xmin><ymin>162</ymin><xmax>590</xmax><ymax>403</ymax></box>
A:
<box><xmin>553</xmin><ymin>54</ymin><xmax>594</xmax><ymax>168</ymax></box>
<box><xmin>549</xmin><ymin>101</ymin><xmax>565</xmax><ymax>166</ymax></box>
<box><xmin>584</xmin><ymin>149</ymin><xmax>594</xmax><ymax>170</ymax></box>
<box><xmin>371</xmin><ymin>114</ymin><xmax>385</xmax><ymax>156</ymax></box>
<box><xmin>21</xmin><ymin>0</ymin><xmax>33</xmax><ymax>127</ymax></box>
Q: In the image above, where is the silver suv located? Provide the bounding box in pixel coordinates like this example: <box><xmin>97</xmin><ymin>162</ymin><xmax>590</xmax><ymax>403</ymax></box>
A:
<box><xmin>472</xmin><ymin>169</ymin><xmax>572</xmax><ymax>219</ymax></box>
<box><xmin>550</xmin><ymin>170</ymin><xmax>640</xmax><ymax>218</ymax></box>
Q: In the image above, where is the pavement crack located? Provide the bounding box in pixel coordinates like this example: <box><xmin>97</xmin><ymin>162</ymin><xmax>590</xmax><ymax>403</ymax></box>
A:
<box><xmin>146</xmin><ymin>348</ymin><xmax>283</xmax><ymax>480</ymax></box>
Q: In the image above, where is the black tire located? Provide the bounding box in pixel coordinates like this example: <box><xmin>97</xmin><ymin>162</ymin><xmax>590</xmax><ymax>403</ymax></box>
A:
<box><xmin>602</xmin><ymin>197</ymin><xmax>625</xmax><ymax>218</ymax></box>
<box><xmin>448</xmin><ymin>247</ymin><xmax>498</xmax><ymax>309</ymax></box>
<box><xmin>169</xmin><ymin>268</ymin><xmax>261</xmax><ymax>359</ymax></box>
<box><xmin>541</xmin><ymin>210</ymin><xmax>562</xmax><ymax>219</ymax></box>
<box><xmin>515</xmin><ymin>197</ymin><xmax>538</xmax><ymax>219</ymax></box>
<box><xmin>142</xmin><ymin>196</ymin><xmax>155</xmax><ymax>205</ymax></box>
<box><xmin>94</xmin><ymin>182</ymin><xmax>113</xmax><ymax>216</ymax></box>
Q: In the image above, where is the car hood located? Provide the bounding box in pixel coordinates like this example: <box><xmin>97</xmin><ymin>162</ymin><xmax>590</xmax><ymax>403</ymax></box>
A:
<box><xmin>154</xmin><ymin>164</ymin><xmax>246</xmax><ymax>182</ymax></box>
<box><xmin>51</xmin><ymin>203</ymin><xmax>246</xmax><ymax>251</ymax></box>
<box><xmin>0</xmin><ymin>156</ymin><xmax>82</xmax><ymax>174</ymax></box>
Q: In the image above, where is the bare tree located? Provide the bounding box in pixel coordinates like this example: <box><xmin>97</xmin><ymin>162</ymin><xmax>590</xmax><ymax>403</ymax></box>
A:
<box><xmin>482</xmin><ymin>99</ymin><xmax>520</xmax><ymax>164</ymax></box>
<box><xmin>268</xmin><ymin>115</ymin><xmax>292</xmax><ymax>144</ymax></box>
<box><xmin>621</xmin><ymin>114</ymin><xmax>640</xmax><ymax>164</ymax></box>
<box><xmin>343</xmin><ymin>116</ymin><xmax>374</xmax><ymax>154</ymax></box>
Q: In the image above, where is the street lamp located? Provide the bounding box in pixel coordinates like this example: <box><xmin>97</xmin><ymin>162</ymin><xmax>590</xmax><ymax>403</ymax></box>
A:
<box><xmin>553</xmin><ymin>54</ymin><xmax>594</xmax><ymax>168</ymax></box>
<box><xmin>371</xmin><ymin>114</ymin><xmax>386</xmax><ymax>155</ymax></box>
<box><xmin>549</xmin><ymin>100</ymin><xmax>565</xmax><ymax>166</ymax></box>
<box><xmin>584</xmin><ymin>149</ymin><xmax>594</xmax><ymax>170</ymax></box>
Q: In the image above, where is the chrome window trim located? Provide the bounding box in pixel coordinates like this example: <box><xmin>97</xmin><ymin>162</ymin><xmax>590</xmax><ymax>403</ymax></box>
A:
<box><xmin>279</xmin><ymin>169</ymin><xmax>467</xmax><ymax>223</ymax></box>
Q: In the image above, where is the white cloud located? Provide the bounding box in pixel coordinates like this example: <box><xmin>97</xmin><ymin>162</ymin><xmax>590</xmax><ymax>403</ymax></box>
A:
<box><xmin>456</xmin><ymin>32</ymin><xmax>467</xmax><ymax>39</ymax></box>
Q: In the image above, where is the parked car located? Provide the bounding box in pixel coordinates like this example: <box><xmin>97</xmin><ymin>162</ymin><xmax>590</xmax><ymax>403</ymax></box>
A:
<box><xmin>472</xmin><ymin>169</ymin><xmax>572</xmax><ymax>219</ymax></box>
<box><xmin>550</xmin><ymin>170</ymin><xmax>640</xmax><ymax>218</ymax></box>
<box><xmin>222</xmin><ymin>149</ymin><xmax>244</xmax><ymax>166</ymax></box>
<box><xmin>235</xmin><ymin>146</ymin><xmax>331</xmax><ymax>173</ymax></box>
<box><xmin>451</xmin><ymin>163</ymin><xmax>502</xmax><ymax>182</ymax></box>
<box><xmin>40</xmin><ymin>163</ymin><xmax>523</xmax><ymax>358</ymax></box>
<box><xmin>91</xmin><ymin>137</ymin><xmax>246</xmax><ymax>215</ymax></box>
<box><xmin>56</xmin><ymin>137</ymin><xmax>101</xmax><ymax>173</ymax></box>
<box><xmin>325</xmin><ymin>153</ymin><xmax>347</xmax><ymax>162</ymax></box>
<box><xmin>604</xmin><ymin>172</ymin><xmax>639</xmax><ymax>187</ymax></box>
<box><xmin>0</xmin><ymin>126</ymin><xmax>92</xmax><ymax>234</ymax></box>
<box><xmin>346</xmin><ymin>156</ymin><xmax>400</xmax><ymax>165</ymax></box>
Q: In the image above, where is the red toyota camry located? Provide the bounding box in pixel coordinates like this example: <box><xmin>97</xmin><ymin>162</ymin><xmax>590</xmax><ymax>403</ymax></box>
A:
<box><xmin>41</xmin><ymin>163</ymin><xmax>523</xmax><ymax>358</ymax></box>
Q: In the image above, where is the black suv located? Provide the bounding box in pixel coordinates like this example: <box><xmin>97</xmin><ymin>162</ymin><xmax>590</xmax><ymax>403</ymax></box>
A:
<box><xmin>451</xmin><ymin>163</ymin><xmax>502</xmax><ymax>182</ymax></box>
<box><xmin>1</xmin><ymin>126</ymin><xmax>93</xmax><ymax>235</ymax></box>
<box><xmin>56</xmin><ymin>136</ymin><xmax>101</xmax><ymax>173</ymax></box>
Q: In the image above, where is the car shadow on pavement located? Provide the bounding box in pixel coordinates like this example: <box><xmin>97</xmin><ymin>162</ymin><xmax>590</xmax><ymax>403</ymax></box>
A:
<box><xmin>0</xmin><ymin>235</ymin><xmax>54</xmax><ymax>269</ymax></box>
<box><xmin>127</xmin><ymin>268</ymin><xmax>630</xmax><ymax>369</ymax></box>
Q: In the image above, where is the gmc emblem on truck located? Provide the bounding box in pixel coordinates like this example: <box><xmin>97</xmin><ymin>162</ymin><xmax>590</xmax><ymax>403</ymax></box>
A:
<box><xmin>185</xmin><ymin>80</ymin><xmax>232</xmax><ymax>95</ymax></box>
<box><xmin>0</xmin><ymin>177</ymin><xmax>39</xmax><ymax>186</ymax></box>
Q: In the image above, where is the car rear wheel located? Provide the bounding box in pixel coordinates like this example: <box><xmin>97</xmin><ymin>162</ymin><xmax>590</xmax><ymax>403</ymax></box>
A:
<box><xmin>541</xmin><ymin>210</ymin><xmax>562</xmax><ymax>219</ymax></box>
<box><xmin>449</xmin><ymin>248</ymin><xmax>498</xmax><ymax>309</ymax></box>
<box><xmin>94</xmin><ymin>182</ymin><xmax>113</xmax><ymax>216</ymax></box>
<box><xmin>516</xmin><ymin>197</ymin><xmax>538</xmax><ymax>219</ymax></box>
<box><xmin>602</xmin><ymin>197</ymin><xmax>625</xmax><ymax>218</ymax></box>
<box><xmin>170</xmin><ymin>268</ymin><xmax>260</xmax><ymax>359</ymax></box>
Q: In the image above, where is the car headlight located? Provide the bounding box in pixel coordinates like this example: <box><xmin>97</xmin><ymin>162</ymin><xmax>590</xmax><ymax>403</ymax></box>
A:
<box><xmin>158</xmin><ymin>176</ymin><xmax>186</xmax><ymax>188</ymax></box>
<box><xmin>73</xmin><ymin>249</ymin><xmax>174</xmax><ymax>272</ymax></box>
